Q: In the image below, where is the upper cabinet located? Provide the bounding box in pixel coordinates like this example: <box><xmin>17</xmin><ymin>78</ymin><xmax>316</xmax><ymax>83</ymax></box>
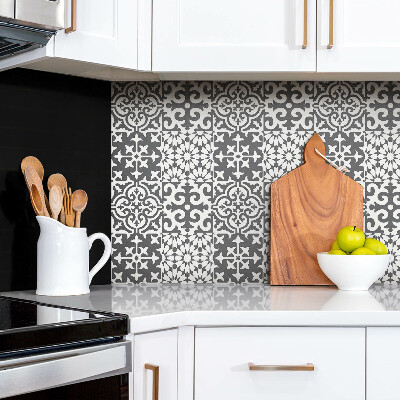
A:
<box><xmin>2</xmin><ymin>0</ymin><xmax>400</xmax><ymax>80</ymax></box>
<box><xmin>54</xmin><ymin>0</ymin><xmax>137</xmax><ymax>69</ymax></box>
<box><xmin>0</xmin><ymin>0</ymin><xmax>155</xmax><ymax>81</ymax></box>
<box><xmin>317</xmin><ymin>0</ymin><xmax>400</xmax><ymax>72</ymax></box>
<box><xmin>153</xmin><ymin>0</ymin><xmax>317</xmax><ymax>73</ymax></box>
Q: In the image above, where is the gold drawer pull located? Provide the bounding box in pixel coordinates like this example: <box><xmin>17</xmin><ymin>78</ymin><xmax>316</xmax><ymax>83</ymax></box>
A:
<box><xmin>302</xmin><ymin>0</ymin><xmax>308</xmax><ymax>49</ymax></box>
<box><xmin>145</xmin><ymin>363</ymin><xmax>159</xmax><ymax>400</ymax></box>
<box><xmin>249</xmin><ymin>363</ymin><xmax>314</xmax><ymax>371</ymax></box>
<box><xmin>65</xmin><ymin>0</ymin><xmax>77</xmax><ymax>33</ymax></box>
<box><xmin>327</xmin><ymin>0</ymin><xmax>333</xmax><ymax>49</ymax></box>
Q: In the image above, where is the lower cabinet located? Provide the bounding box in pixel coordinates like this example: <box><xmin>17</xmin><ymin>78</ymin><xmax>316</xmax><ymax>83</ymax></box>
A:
<box><xmin>132</xmin><ymin>326</ymin><xmax>399</xmax><ymax>400</ymax></box>
<box><xmin>133</xmin><ymin>329</ymin><xmax>178</xmax><ymax>400</ymax></box>
<box><xmin>367</xmin><ymin>327</ymin><xmax>400</xmax><ymax>400</ymax></box>
<box><xmin>195</xmin><ymin>327</ymin><xmax>365</xmax><ymax>400</ymax></box>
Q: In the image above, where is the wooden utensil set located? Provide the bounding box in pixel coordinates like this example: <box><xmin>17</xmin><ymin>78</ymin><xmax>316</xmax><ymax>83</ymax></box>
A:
<box><xmin>21</xmin><ymin>156</ymin><xmax>88</xmax><ymax>228</ymax></box>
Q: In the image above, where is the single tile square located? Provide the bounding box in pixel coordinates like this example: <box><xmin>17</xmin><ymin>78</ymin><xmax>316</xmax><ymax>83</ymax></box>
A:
<box><xmin>214</xmin><ymin>128</ymin><xmax>263</xmax><ymax>181</ymax></box>
<box><xmin>213</xmin><ymin>81</ymin><xmax>264</xmax><ymax>132</ymax></box>
<box><xmin>112</xmin><ymin>127</ymin><xmax>161</xmax><ymax>182</ymax></box>
<box><xmin>161</xmin><ymin>233</ymin><xmax>213</xmax><ymax>283</ymax></box>
<box><xmin>319</xmin><ymin>129</ymin><xmax>365</xmax><ymax>183</ymax></box>
<box><xmin>214</xmin><ymin>233</ymin><xmax>266</xmax><ymax>284</ymax></box>
<box><xmin>213</xmin><ymin>181</ymin><xmax>264</xmax><ymax>235</ymax></box>
<box><xmin>163</xmin><ymin>81</ymin><xmax>212</xmax><ymax>131</ymax></box>
<box><xmin>315</xmin><ymin>81</ymin><xmax>365</xmax><ymax>133</ymax></box>
<box><xmin>162</xmin><ymin>129</ymin><xmax>213</xmax><ymax>183</ymax></box>
<box><xmin>112</xmin><ymin>180</ymin><xmax>162</xmax><ymax>235</ymax></box>
<box><xmin>365</xmin><ymin>180</ymin><xmax>400</xmax><ymax>238</ymax></box>
<box><xmin>263</xmin><ymin>130</ymin><xmax>314</xmax><ymax>181</ymax></box>
<box><xmin>366</xmin><ymin>81</ymin><xmax>400</xmax><ymax>133</ymax></box>
<box><xmin>265</xmin><ymin>81</ymin><xmax>313</xmax><ymax>131</ymax></box>
<box><xmin>111</xmin><ymin>82</ymin><xmax>163</xmax><ymax>132</ymax></box>
<box><xmin>112</xmin><ymin>233</ymin><xmax>162</xmax><ymax>284</ymax></box>
<box><xmin>163</xmin><ymin>182</ymin><xmax>212</xmax><ymax>235</ymax></box>
<box><xmin>364</xmin><ymin>131</ymin><xmax>397</xmax><ymax>181</ymax></box>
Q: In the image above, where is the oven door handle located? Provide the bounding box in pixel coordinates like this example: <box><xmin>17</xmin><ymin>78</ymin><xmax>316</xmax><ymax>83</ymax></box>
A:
<box><xmin>0</xmin><ymin>341</ymin><xmax>131</xmax><ymax>399</ymax></box>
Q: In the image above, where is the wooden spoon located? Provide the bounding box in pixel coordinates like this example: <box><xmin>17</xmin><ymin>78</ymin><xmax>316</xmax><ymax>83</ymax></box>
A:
<box><xmin>30</xmin><ymin>184</ymin><xmax>44</xmax><ymax>216</ymax></box>
<box><xmin>24</xmin><ymin>166</ymin><xmax>50</xmax><ymax>218</ymax></box>
<box><xmin>21</xmin><ymin>156</ymin><xmax>50</xmax><ymax>213</ymax></box>
<box><xmin>48</xmin><ymin>174</ymin><xmax>68</xmax><ymax>224</ymax></box>
<box><xmin>47</xmin><ymin>173</ymin><xmax>67</xmax><ymax>192</ymax></box>
<box><xmin>49</xmin><ymin>185</ymin><xmax>63</xmax><ymax>220</ymax></box>
<box><xmin>21</xmin><ymin>156</ymin><xmax>44</xmax><ymax>181</ymax></box>
<box><xmin>72</xmin><ymin>190</ymin><xmax>88</xmax><ymax>228</ymax></box>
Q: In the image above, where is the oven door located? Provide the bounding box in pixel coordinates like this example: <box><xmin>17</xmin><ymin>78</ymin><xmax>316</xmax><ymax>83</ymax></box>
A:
<box><xmin>0</xmin><ymin>341</ymin><xmax>131</xmax><ymax>399</ymax></box>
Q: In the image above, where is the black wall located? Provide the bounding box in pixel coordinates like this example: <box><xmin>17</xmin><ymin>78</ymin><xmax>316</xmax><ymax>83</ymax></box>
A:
<box><xmin>0</xmin><ymin>69</ymin><xmax>111</xmax><ymax>291</ymax></box>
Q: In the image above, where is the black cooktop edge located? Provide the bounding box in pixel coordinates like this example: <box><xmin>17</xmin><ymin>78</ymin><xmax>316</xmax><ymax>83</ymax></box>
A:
<box><xmin>0</xmin><ymin>295</ymin><xmax>129</xmax><ymax>355</ymax></box>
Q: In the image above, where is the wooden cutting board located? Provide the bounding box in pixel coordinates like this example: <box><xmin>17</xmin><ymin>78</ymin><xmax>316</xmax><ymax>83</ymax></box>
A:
<box><xmin>270</xmin><ymin>133</ymin><xmax>363</xmax><ymax>285</ymax></box>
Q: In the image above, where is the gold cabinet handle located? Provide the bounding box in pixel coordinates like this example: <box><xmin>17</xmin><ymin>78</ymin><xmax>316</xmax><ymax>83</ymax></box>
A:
<box><xmin>65</xmin><ymin>0</ymin><xmax>77</xmax><ymax>33</ymax></box>
<box><xmin>249</xmin><ymin>363</ymin><xmax>315</xmax><ymax>371</ymax></box>
<box><xmin>327</xmin><ymin>0</ymin><xmax>333</xmax><ymax>49</ymax></box>
<box><xmin>145</xmin><ymin>363</ymin><xmax>159</xmax><ymax>400</ymax></box>
<box><xmin>302</xmin><ymin>0</ymin><xmax>308</xmax><ymax>49</ymax></box>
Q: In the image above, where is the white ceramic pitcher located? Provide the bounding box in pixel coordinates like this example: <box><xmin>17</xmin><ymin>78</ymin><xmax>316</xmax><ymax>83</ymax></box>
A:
<box><xmin>36</xmin><ymin>216</ymin><xmax>111</xmax><ymax>296</ymax></box>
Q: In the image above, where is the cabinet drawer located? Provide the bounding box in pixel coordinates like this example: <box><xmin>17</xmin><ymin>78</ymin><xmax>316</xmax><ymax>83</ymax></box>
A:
<box><xmin>367</xmin><ymin>327</ymin><xmax>400</xmax><ymax>400</ymax></box>
<box><xmin>134</xmin><ymin>329</ymin><xmax>177</xmax><ymax>400</ymax></box>
<box><xmin>195</xmin><ymin>327</ymin><xmax>364</xmax><ymax>400</ymax></box>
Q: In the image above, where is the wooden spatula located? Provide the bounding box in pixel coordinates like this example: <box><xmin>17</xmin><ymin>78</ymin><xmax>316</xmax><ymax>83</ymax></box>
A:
<box><xmin>30</xmin><ymin>184</ymin><xmax>44</xmax><ymax>216</ymax></box>
<box><xmin>21</xmin><ymin>156</ymin><xmax>51</xmax><ymax>213</ymax></box>
<box><xmin>49</xmin><ymin>185</ymin><xmax>63</xmax><ymax>220</ymax></box>
<box><xmin>48</xmin><ymin>174</ymin><xmax>68</xmax><ymax>224</ymax></box>
<box><xmin>24</xmin><ymin>166</ymin><xmax>50</xmax><ymax>218</ymax></box>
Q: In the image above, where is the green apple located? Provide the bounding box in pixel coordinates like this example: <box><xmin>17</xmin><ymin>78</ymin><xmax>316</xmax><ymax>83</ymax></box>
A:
<box><xmin>364</xmin><ymin>238</ymin><xmax>387</xmax><ymax>255</ymax></box>
<box><xmin>351</xmin><ymin>247</ymin><xmax>376</xmax><ymax>255</ymax></box>
<box><xmin>331</xmin><ymin>240</ymin><xmax>341</xmax><ymax>250</ymax></box>
<box><xmin>336</xmin><ymin>226</ymin><xmax>365</xmax><ymax>253</ymax></box>
<box><xmin>328</xmin><ymin>249</ymin><xmax>347</xmax><ymax>255</ymax></box>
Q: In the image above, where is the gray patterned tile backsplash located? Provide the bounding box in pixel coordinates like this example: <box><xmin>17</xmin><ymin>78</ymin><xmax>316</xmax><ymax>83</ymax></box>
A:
<box><xmin>111</xmin><ymin>81</ymin><xmax>400</xmax><ymax>284</ymax></box>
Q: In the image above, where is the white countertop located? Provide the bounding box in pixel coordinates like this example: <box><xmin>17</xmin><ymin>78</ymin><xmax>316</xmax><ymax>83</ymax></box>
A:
<box><xmin>2</xmin><ymin>284</ymin><xmax>400</xmax><ymax>333</ymax></box>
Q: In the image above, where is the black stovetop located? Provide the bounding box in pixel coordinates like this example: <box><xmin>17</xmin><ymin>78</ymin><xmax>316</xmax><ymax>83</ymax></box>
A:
<box><xmin>0</xmin><ymin>296</ymin><xmax>128</xmax><ymax>356</ymax></box>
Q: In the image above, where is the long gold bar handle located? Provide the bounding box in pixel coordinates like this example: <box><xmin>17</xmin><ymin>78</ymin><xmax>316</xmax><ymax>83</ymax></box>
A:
<box><xmin>249</xmin><ymin>363</ymin><xmax>315</xmax><ymax>371</ymax></box>
<box><xmin>302</xmin><ymin>0</ymin><xmax>308</xmax><ymax>49</ymax></box>
<box><xmin>327</xmin><ymin>0</ymin><xmax>333</xmax><ymax>49</ymax></box>
<box><xmin>145</xmin><ymin>363</ymin><xmax>159</xmax><ymax>400</ymax></box>
<box><xmin>65</xmin><ymin>0</ymin><xmax>77</xmax><ymax>34</ymax></box>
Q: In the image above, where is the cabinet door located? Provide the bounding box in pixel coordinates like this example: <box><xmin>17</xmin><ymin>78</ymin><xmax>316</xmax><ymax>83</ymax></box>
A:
<box><xmin>133</xmin><ymin>329</ymin><xmax>178</xmax><ymax>400</ymax></box>
<box><xmin>195</xmin><ymin>327</ymin><xmax>365</xmax><ymax>400</ymax></box>
<box><xmin>54</xmin><ymin>0</ymin><xmax>137</xmax><ymax>69</ymax></box>
<box><xmin>367</xmin><ymin>327</ymin><xmax>400</xmax><ymax>400</ymax></box>
<box><xmin>318</xmin><ymin>0</ymin><xmax>400</xmax><ymax>72</ymax></box>
<box><xmin>153</xmin><ymin>0</ymin><xmax>316</xmax><ymax>72</ymax></box>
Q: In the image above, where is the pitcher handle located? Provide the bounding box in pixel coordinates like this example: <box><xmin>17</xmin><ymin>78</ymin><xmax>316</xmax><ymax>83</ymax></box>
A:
<box><xmin>88</xmin><ymin>233</ymin><xmax>111</xmax><ymax>284</ymax></box>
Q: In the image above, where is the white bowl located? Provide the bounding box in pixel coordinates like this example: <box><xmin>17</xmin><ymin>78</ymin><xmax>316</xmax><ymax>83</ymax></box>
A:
<box><xmin>317</xmin><ymin>252</ymin><xmax>391</xmax><ymax>291</ymax></box>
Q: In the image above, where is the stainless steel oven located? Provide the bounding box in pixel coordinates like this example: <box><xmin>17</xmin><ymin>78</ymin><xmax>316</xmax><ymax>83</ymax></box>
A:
<box><xmin>0</xmin><ymin>341</ymin><xmax>131</xmax><ymax>399</ymax></box>
<box><xmin>0</xmin><ymin>296</ymin><xmax>131</xmax><ymax>400</ymax></box>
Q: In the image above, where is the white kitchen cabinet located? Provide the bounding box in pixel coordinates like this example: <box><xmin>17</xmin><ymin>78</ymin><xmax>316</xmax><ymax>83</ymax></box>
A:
<box><xmin>366</xmin><ymin>327</ymin><xmax>400</xmax><ymax>400</ymax></box>
<box><xmin>317</xmin><ymin>0</ymin><xmax>400</xmax><ymax>72</ymax></box>
<box><xmin>153</xmin><ymin>0</ymin><xmax>317</xmax><ymax>73</ymax></box>
<box><xmin>0</xmin><ymin>0</ymin><xmax>155</xmax><ymax>81</ymax></box>
<box><xmin>133</xmin><ymin>329</ymin><xmax>178</xmax><ymax>400</ymax></box>
<box><xmin>195</xmin><ymin>327</ymin><xmax>365</xmax><ymax>400</ymax></box>
<box><xmin>54</xmin><ymin>0</ymin><xmax>137</xmax><ymax>69</ymax></box>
